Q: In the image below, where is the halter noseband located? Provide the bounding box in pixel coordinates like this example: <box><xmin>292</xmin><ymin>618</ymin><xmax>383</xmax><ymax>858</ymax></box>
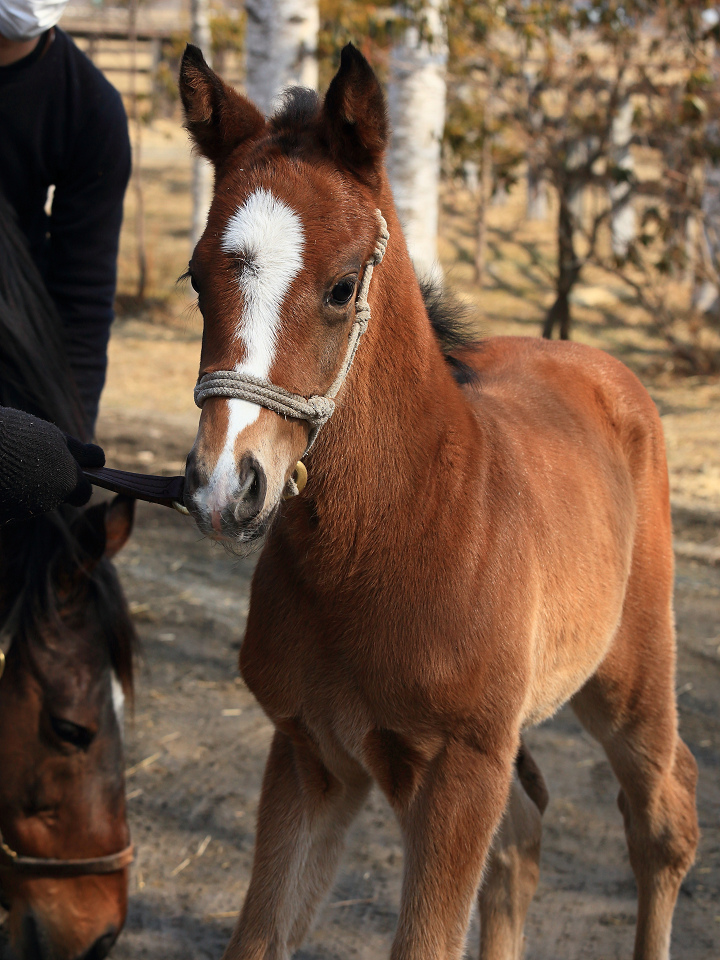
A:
<box><xmin>0</xmin><ymin>834</ymin><xmax>134</xmax><ymax>877</ymax></box>
<box><xmin>193</xmin><ymin>210</ymin><xmax>390</xmax><ymax>472</ymax></box>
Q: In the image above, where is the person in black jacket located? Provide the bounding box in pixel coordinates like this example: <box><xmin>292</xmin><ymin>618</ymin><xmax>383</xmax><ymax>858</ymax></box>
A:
<box><xmin>0</xmin><ymin>2</ymin><xmax>131</xmax><ymax>434</ymax></box>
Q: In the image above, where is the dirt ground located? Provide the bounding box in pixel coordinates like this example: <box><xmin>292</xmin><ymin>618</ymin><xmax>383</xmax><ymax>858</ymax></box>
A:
<box><xmin>91</xmin><ymin>122</ymin><xmax>720</xmax><ymax>959</ymax></box>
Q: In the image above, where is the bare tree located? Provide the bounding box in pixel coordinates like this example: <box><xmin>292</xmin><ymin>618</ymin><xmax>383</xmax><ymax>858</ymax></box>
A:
<box><xmin>128</xmin><ymin>0</ymin><xmax>146</xmax><ymax>300</ymax></box>
<box><xmin>245</xmin><ymin>0</ymin><xmax>318</xmax><ymax>115</ymax></box>
<box><xmin>387</xmin><ymin>0</ymin><xmax>448</xmax><ymax>279</ymax></box>
<box><xmin>610</xmin><ymin>98</ymin><xmax>636</xmax><ymax>258</ymax></box>
<box><xmin>191</xmin><ymin>0</ymin><xmax>213</xmax><ymax>249</ymax></box>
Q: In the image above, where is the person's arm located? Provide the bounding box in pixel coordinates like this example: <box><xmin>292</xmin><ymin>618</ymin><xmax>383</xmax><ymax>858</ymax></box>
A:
<box><xmin>0</xmin><ymin>407</ymin><xmax>104</xmax><ymax>523</ymax></box>
<box><xmin>45</xmin><ymin>78</ymin><xmax>131</xmax><ymax>434</ymax></box>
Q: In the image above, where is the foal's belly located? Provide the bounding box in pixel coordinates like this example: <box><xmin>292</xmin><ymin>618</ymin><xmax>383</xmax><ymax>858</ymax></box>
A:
<box><xmin>518</xmin><ymin>562</ymin><xmax>629</xmax><ymax>728</ymax></box>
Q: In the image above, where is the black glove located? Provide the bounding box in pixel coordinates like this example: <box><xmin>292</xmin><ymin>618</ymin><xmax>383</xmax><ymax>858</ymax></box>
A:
<box><xmin>0</xmin><ymin>407</ymin><xmax>105</xmax><ymax>523</ymax></box>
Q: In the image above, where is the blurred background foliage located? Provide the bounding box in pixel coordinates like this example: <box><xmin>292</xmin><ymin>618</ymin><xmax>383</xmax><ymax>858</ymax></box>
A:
<box><xmin>69</xmin><ymin>0</ymin><xmax>720</xmax><ymax>372</ymax></box>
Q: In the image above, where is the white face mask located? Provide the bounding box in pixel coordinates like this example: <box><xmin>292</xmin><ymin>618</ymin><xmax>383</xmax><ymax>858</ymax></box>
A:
<box><xmin>0</xmin><ymin>0</ymin><xmax>69</xmax><ymax>42</ymax></box>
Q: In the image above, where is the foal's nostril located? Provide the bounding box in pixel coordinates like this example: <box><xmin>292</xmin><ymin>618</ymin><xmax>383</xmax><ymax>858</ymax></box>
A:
<box><xmin>183</xmin><ymin>451</ymin><xmax>205</xmax><ymax>507</ymax></box>
<box><xmin>234</xmin><ymin>454</ymin><xmax>266</xmax><ymax>522</ymax></box>
<box><xmin>80</xmin><ymin>928</ymin><xmax>118</xmax><ymax>960</ymax></box>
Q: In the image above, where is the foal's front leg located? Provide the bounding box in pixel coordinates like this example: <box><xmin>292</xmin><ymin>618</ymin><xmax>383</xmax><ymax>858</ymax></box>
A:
<box><xmin>223</xmin><ymin>729</ymin><xmax>370</xmax><ymax>960</ymax></box>
<box><xmin>392</xmin><ymin>737</ymin><xmax>516</xmax><ymax>960</ymax></box>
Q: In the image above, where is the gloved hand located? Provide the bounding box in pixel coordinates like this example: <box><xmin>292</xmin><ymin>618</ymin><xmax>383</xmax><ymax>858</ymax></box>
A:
<box><xmin>0</xmin><ymin>407</ymin><xmax>105</xmax><ymax>523</ymax></box>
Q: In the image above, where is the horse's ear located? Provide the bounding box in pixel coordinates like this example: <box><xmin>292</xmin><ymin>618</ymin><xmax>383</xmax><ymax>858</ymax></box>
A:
<box><xmin>103</xmin><ymin>495</ymin><xmax>135</xmax><ymax>559</ymax></box>
<box><xmin>70</xmin><ymin>495</ymin><xmax>135</xmax><ymax>573</ymax></box>
<box><xmin>179</xmin><ymin>44</ymin><xmax>265</xmax><ymax>169</ymax></box>
<box><xmin>320</xmin><ymin>43</ymin><xmax>388</xmax><ymax>184</ymax></box>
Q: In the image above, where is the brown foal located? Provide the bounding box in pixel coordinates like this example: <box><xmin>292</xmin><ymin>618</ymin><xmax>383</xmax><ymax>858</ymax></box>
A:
<box><xmin>179</xmin><ymin>43</ymin><xmax>698</xmax><ymax>960</ymax></box>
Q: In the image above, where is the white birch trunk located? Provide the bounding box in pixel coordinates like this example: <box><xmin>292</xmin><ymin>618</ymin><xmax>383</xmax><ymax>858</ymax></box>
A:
<box><xmin>566</xmin><ymin>139</ymin><xmax>589</xmax><ymax>231</ymax></box>
<box><xmin>526</xmin><ymin>165</ymin><xmax>548</xmax><ymax>220</ymax></box>
<box><xmin>524</xmin><ymin>65</ymin><xmax>547</xmax><ymax>221</ymax></box>
<box><xmin>694</xmin><ymin>163</ymin><xmax>720</xmax><ymax>315</ymax></box>
<box><xmin>191</xmin><ymin>0</ymin><xmax>213</xmax><ymax>248</ymax></box>
<box><xmin>388</xmin><ymin>0</ymin><xmax>448</xmax><ymax>280</ymax></box>
<box><xmin>244</xmin><ymin>0</ymin><xmax>319</xmax><ymax>116</ymax></box>
<box><xmin>610</xmin><ymin>99</ymin><xmax>636</xmax><ymax>259</ymax></box>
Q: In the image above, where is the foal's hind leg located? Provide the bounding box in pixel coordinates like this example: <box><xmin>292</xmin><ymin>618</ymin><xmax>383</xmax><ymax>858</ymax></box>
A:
<box><xmin>572</xmin><ymin>608</ymin><xmax>698</xmax><ymax>960</ymax></box>
<box><xmin>478</xmin><ymin>742</ymin><xmax>548</xmax><ymax>960</ymax></box>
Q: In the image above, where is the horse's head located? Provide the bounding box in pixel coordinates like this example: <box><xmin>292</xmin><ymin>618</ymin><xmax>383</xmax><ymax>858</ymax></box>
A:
<box><xmin>179</xmin><ymin>43</ymin><xmax>391</xmax><ymax>549</ymax></box>
<box><xmin>0</xmin><ymin>496</ymin><xmax>136</xmax><ymax>960</ymax></box>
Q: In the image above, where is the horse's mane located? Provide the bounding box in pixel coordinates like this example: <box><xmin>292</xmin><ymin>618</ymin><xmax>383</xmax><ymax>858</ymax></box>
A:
<box><xmin>0</xmin><ymin>509</ymin><xmax>135</xmax><ymax>694</ymax></box>
<box><xmin>270</xmin><ymin>86</ymin><xmax>320</xmax><ymax>132</ymax></box>
<box><xmin>419</xmin><ymin>278</ymin><xmax>481</xmax><ymax>386</ymax></box>
<box><xmin>0</xmin><ymin>192</ymin><xmax>135</xmax><ymax>693</ymax></box>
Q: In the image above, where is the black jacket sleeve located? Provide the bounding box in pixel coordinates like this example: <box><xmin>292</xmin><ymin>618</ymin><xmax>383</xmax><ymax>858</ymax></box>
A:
<box><xmin>45</xmin><ymin>81</ymin><xmax>131</xmax><ymax>433</ymax></box>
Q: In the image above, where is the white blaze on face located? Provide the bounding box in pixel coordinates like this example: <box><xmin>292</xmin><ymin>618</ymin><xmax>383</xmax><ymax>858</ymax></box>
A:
<box><xmin>111</xmin><ymin>673</ymin><xmax>125</xmax><ymax>738</ymax></box>
<box><xmin>195</xmin><ymin>189</ymin><xmax>304</xmax><ymax>514</ymax></box>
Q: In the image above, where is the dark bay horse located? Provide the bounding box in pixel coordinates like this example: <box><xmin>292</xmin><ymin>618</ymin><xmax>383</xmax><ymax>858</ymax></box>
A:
<box><xmin>179</xmin><ymin>43</ymin><xmax>698</xmax><ymax>960</ymax></box>
<box><xmin>0</xmin><ymin>193</ymin><xmax>136</xmax><ymax>960</ymax></box>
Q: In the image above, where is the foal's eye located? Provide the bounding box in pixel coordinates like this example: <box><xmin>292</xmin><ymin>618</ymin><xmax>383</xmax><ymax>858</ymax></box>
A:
<box><xmin>179</xmin><ymin>263</ymin><xmax>200</xmax><ymax>293</ymax></box>
<box><xmin>50</xmin><ymin>716</ymin><xmax>95</xmax><ymax>751</ymax></box>
<box><xmin>328</xmin><ymin>277</ymin><xmax>356</xmax><ymax>307</ymax></box>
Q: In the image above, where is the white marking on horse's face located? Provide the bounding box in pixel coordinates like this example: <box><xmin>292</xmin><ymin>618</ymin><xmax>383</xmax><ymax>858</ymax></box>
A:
<box><xmin>194</xmin><ymin>189</ymin><xmax>304</xmax><ymax>515</ymax></box>
<box><xmin>222</xmin><ymin>188</ymin><xmax>305</xmax><ymax>372</ymax></box>
<box><xmin>111</xmin><ymin>673</ymin><xmax>125</xmax><ymax>737</ymax></box>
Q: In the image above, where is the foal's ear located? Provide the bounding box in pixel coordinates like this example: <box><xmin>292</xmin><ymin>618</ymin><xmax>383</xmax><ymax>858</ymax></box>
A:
<box><xmin>179</xmin><ymin>44</ymin><xmax>265</xmax><ymax>169</ymax></box>
<box><xmin>320</xmin><ymin>44</ymin><xmax>388</xmax><ymax>185</ymax></box>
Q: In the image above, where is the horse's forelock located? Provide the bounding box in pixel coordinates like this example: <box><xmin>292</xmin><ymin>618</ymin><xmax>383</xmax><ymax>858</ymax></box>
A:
<box><xmin>0</xmin><ymin>510</ymin><xmax>136</xmax><ymax>696</ymax></box>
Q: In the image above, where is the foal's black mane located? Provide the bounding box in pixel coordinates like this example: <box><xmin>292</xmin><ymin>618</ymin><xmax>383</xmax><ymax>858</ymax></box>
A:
<box><xmin>0</xmin><ymin>191</ymin><xmax>135</xmax><ymax>692</ymax></box>
<box><xmin>419</xmin><ymin>279</ymin><xmax>481</xmax><ymax>386</ymax></box>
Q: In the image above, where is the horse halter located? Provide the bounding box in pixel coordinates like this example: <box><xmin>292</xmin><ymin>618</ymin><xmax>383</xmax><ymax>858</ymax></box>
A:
<box><xmin>0</xmin><ymin>835</ymin><xmax>134</xmax><ymax>878</ymax></box>
<box><xmin>193</xmin><ymin>210</ymin><xmax>390</xmax><ymax>492</ymax></box>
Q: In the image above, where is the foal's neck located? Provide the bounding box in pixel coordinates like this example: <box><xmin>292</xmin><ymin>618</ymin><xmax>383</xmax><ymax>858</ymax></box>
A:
<box><xmin>295</xmin><ymin>199</ymin><xmax>480</xmax><ymax>557</ymax></box>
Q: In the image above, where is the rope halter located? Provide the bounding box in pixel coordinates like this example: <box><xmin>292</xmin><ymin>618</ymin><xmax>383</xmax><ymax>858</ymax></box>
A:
<box><xmin>193</xmin><ymin>210</ymin><xmax>390</xmax><ymax>474</ymax></box>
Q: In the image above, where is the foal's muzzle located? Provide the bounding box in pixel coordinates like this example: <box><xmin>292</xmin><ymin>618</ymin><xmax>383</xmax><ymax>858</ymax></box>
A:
<box><xmin>184</xmin><ymin>450</ymin><xmax>268</xmax><ymax>539</ymax></box>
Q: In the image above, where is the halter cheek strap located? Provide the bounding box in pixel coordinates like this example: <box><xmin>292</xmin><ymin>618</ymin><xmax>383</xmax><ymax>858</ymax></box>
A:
<box><xmin>193</xmin><ymin>210</ymin><xmax>390</xmax><ymax>459</ymax></box>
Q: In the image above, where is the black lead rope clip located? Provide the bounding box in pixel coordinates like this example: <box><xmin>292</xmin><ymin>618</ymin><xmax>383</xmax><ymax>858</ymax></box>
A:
<box><xmin>84</xmin><ymin>467</ymin><xmax>189</xmax><ymax>515</ymax></box>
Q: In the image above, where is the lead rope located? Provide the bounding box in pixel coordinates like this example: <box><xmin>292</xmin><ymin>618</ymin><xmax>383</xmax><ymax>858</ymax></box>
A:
<box><xmin>193</xmin><ymin>210</ymin><xmax>390</xmax><ymax>498</ymax></box>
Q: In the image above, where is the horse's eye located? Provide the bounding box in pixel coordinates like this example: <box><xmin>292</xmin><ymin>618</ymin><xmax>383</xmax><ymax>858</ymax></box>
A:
<box><xmin>50</xmin><ymin>716</ymin><xmax>95</xmax><ymax>751</ymax></box>
<box><xmin>190</xmin><ymin>273</ymin><xmax>200</xmax><ymax>293</ymax></box>
<box><xmin>329</xmin><ymin>277</ymin><xmax>356</xmax><ymax>307</ymax></box>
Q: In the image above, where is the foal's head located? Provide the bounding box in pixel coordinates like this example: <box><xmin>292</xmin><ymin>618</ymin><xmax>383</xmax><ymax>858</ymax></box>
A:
<box><xmin>0</xmin><ymin>497</ymin><xmax>135</xmax><ymax>960</ymax></box>
<box><xmin>180</xmin><ymin>44</ymin><xmax>391</xmax><ymax>548</ymax></box>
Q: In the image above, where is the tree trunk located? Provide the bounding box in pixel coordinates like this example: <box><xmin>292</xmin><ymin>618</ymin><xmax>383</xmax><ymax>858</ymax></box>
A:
<box><xmin>610</xmin><ymin>98</ymin><xmax>636</xmax><ymax>259</ymax></box>
<box><xmin>474</xmin><ymin>134</ymin><xmax>492</xmax><ymax>285</ymax></box>
<box><xmin>543</xmin><ymin>190</ymin><xmax>580</xmax><ymax>340</ymax></box>
<box><xmin>387</xmin><ymin>0</ymin><xmax>448</xmax><ymax>280</ymax></box>
<box><xmin>128</xmin><ymin>0</ymin><xmax>146</xmax><ymax>302</ymax></box>
<box><xmin>693</xmin><ymin>162</ymin><xmax>720</xmax><ymax>317</ymax></box>
<box><xmin>244</xmin><ymin>0</ymin><xmax>319</xmax><ymax>116</ymax></box>
<box><xmin>526</xmin><ymin>163</ymin><xmax>547</xmax><ymax>221</ymax></box>
<box><xmin>191</xmin><ymin>0</ymin><xmax>213</xmax><ymax>249</ymax></box>
<box><xmin>524</xmin><ymin>65</ymin><xmax>547</xmax><ymax>221</ymax></box>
